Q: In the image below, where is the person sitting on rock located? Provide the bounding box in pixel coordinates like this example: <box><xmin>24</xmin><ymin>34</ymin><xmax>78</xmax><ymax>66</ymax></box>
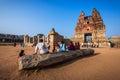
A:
<box><xmin>59</xmin><ymin>41</ymin><xmax>66</xmax><ymax>52</ymax></box>
<box><xmin>18</xmin><ymin>50</ymin><xmax>25</xmax><ymax>58</ymax></box>
<box><xmin>76</xmin><ymin>42</ymin><xmax>80</xmax><ymax>50</ymax></box>
<box><xmin>35</xmin><ymin>39</ymin><xmax>49</xmax><ymax>54</ymax></box>
<box><xmin>68</xmin><ymin>42</ymin><xmax>76</xmax><ymax>51</ymax></box>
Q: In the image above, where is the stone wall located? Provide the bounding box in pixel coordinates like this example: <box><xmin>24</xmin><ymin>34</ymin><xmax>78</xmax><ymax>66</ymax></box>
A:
<box><xmin>109</xmin><ymin>36</ymin><xmax>120</xmax><ymax>48</ymax></box>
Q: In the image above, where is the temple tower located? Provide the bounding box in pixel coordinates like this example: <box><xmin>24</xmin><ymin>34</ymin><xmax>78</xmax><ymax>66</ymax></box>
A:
<box><xmin>48</xmin><ymin>28</ymin><xmax>63</xmax><ymax>52</ymax></box>
<box><xmin>74</xmin><ymin>8</ymin><xmax>106</xmax><ymax>43</ymax></box>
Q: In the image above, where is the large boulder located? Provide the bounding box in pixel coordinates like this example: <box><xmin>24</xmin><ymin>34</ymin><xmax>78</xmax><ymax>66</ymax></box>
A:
<box><xmin>18</xmin><ymin>49</ymin><xmax>94</xmax><ymax>70</ymax></box>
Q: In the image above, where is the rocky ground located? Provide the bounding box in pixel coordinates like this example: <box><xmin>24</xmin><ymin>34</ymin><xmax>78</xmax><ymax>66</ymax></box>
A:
<box><xmin>0</xmin><ymin>46</ymin><xmax>120</xmax><ymax>80</ymax></box>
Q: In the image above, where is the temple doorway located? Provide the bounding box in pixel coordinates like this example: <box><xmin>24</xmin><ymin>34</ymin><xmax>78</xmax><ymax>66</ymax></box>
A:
<box><xmin>84</xmin><ymin>33</ymin><xmax>92</xmax><ymax>42</ymax></box>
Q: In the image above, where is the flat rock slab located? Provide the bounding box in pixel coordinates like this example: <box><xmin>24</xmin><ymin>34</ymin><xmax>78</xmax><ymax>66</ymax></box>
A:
<box><xmin>19</xmin><ymin>49</ymin><xmax>94</xmax><ymax>70</ymax></box>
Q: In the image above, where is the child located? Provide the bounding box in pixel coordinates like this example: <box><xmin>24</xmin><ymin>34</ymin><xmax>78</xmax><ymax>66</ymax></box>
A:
<box><xmin>18</xmin><ymin>50</ymin><xmax>25</xmax><ymax>58</ymax></box>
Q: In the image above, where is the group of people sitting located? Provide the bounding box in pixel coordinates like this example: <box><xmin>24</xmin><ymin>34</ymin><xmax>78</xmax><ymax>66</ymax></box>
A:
<box><xmin>35</xmin><ymin>39</ymin><xmax>81</xmax><ymax>54</ymax></box>
<box><xmin>18</xmin><ymin>39</ymin><xmax>81</xmax><ymax>57</ymax></box>
<box><xmin>68</xmin><ymin>42</ymin><xmax>80</xmax><ymax>51</ymax></box>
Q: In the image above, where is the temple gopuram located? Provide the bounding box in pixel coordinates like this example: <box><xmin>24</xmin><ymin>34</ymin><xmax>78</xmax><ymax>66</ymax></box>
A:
<box><xmin>73</xmin><ymin>8</ymin><xmax>107</xmax><ymax>46</ymax></box>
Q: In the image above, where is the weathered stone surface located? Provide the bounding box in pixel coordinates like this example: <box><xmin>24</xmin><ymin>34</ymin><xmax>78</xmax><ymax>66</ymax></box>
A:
<box><xmin>74</xmin><ymin>8</ymin><xmax>106</xmax><ymax>45</ymax></box>
<box><xmin>19</xmin><ymin>49</ymin><xmax>94</xmax><ymax>70</ymax></box>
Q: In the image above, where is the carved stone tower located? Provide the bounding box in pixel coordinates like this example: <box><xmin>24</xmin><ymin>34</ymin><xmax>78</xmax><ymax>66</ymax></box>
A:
<box><xmin>48</xmin><ymin>28</ymin><xmax>63</xmax><ymax>52</ymax></box>
<box><xmin>74</xmin><ymin>8</ymin><xmax>106</xmax><ymax>43</ymax></box>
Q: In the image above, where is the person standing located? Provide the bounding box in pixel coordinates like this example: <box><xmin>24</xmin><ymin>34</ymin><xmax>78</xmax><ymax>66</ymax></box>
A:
<box><xmin>21</xmin><ymin>42</ymin><xmax>24</xmax><ymax>48</ymax></box>
<box><xmin>108</xmin><ymin>41</ymin><xmax>111</xmax><ymax>48</ymax></box>
<box><xmin>14</xmin><ymin>41</ymin><xmax>16</xmax><ymax>47</ymax></box>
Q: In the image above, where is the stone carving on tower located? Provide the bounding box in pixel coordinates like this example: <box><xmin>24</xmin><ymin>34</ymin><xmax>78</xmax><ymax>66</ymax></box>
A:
<box><xmin>74</xmin><ymin>8</ymin><xmax>106</xmax><ymax>42</ymax></box>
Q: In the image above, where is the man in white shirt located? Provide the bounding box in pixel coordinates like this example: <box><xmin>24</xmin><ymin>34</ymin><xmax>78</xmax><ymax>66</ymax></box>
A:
<box><xmin>35</xmin><ymin>39</ymin><xmax>48</xmax><ymax>54</ymax></box>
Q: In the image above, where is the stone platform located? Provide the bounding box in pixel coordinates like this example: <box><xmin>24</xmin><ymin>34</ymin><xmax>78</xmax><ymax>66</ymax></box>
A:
<box><xmin>19</xmin><ymin>49</ymin><xmax>94</xmax><ymax>70</ymax></box>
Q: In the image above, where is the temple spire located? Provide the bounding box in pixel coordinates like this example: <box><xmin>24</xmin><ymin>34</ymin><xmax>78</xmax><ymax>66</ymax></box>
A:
<box><xmin>92</xmin><ymin>8</ymin><xmax>101</xmax><ymax>18</ymax></box>
<box><xmin>80</xmin><ymin>11</ymin><xmax>85</xmax><ymax>17</ymax></box>
<box><xmin>51</xmin><ymin>28</ymin><xmax>55</xmax><ymax>32</ymax></box>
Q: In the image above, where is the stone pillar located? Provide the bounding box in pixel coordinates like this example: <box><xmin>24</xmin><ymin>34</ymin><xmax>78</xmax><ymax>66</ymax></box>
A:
<box><xmin>33</xmin><ymin>37</ymin><xmax>34</xmax><ymax>44</ymax></box>
<box><xmin>32</xmin><ymin>36</ymin><xmax>37</xmax><ymax>45</ymax></box>
<box><xmin>29</xmin><ymin>37</ymin><xmax>30</xmax><ymax>43</ymax></box>
<box><xmin>49</xmin><ymin>34</ymin><xmax>55</xmax><ymax>52</ymax></box>
<box><xmin>24</xmin><ymin>35</ymin><xmax>30</xmax><ymax>46</ymax></box>
<box><xmin>82</xmin><ymin>33</ymin><xmax>84</xmax><ymax>42</ymax></box>
<box><xmin>24</xmin><ymin>35</ymin><xmax>26</xmax><ymax>44</ymax></box>
<box><xmin>37</xmin><ymin>35</ymin><xmax>40</xmax><ymax>43</ymax></box>
<box><xmin>33</xmin><ymin>36</ymin><xmax>35</xmax><ymax>44</ymax></box>
<box><xmin>47</xmin><ymin>35</ymin><xmax>49</xmax><ymax>43</ymax></box>
<box><xmin>42</xmin><ymin>35</ymin><xmax>45</xmax><ymax>42</ymax></box>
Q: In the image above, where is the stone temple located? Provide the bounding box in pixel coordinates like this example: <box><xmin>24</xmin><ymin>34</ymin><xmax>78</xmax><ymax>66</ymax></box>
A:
<box><xmin>74</xmin><ymin>8</ymin><xmax>106</xmax><ymax>44</ymax></box>
<box><xmin>23</xmin><ymin>8</ymin><xmax>108</xmax><ymax>47</ymax></box>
